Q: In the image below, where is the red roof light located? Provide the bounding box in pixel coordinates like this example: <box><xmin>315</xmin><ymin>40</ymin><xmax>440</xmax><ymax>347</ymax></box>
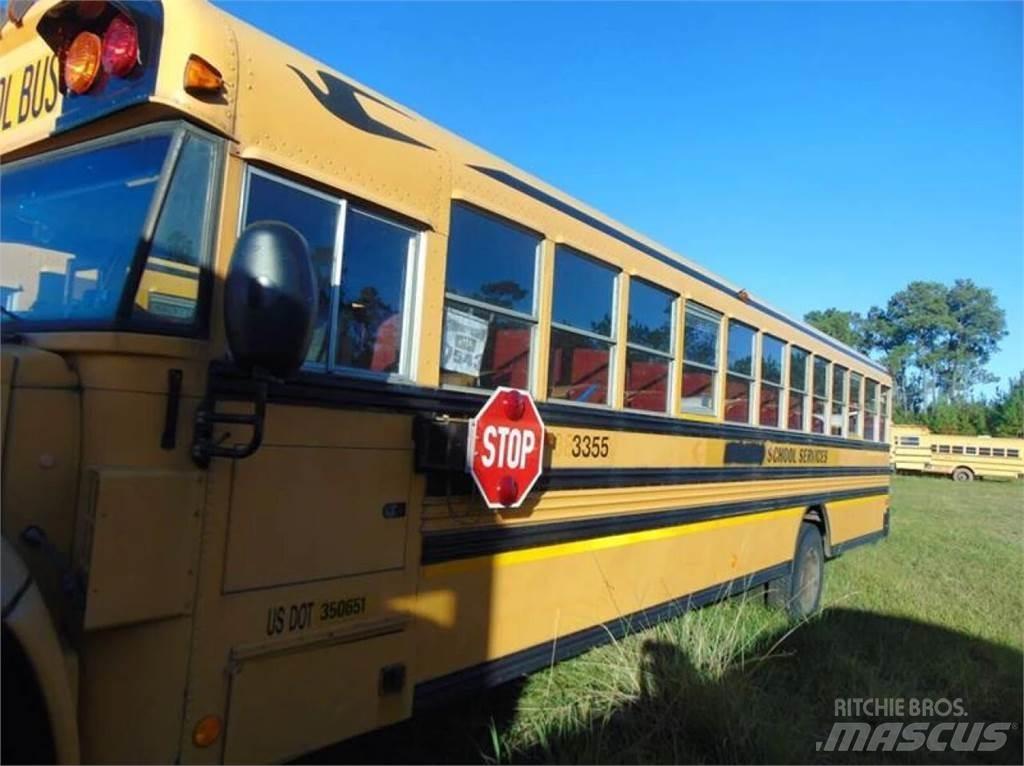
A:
<box><xmin>101</xmin><ymin>14</ymin><xmax>138</xmax><ymax>77</ymax></box>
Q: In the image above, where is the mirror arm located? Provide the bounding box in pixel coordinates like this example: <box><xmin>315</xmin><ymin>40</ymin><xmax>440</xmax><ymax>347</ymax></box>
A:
<box><xmin>191</xmin><ymin>374</ymin><xmax>268</xmax><ymax>468</ymax></box>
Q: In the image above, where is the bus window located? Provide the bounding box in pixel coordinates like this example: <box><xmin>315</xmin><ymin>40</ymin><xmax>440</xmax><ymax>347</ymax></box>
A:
<box><xmin>724</xmin><ymin>320</ymin><xmax>755</xmax><ymax>423</ymax></box>
<box><xmin>334</xmin><ymin>208</ymin><xmax>419</xmax><ymax>375</ymax></box>
<box><xmin>812</xmin><ymin>357</ymin><xmax>829</xmax><ymax>434</ymax></box>
<box><xmin>759</xmin><ymin>334</ymin><xmax>785</xmax><ymax>428</ymax></box>
<box><xmin>548</xmin><ymin>246</ymin><xmax>618</xmax><ymax>405</ymax></box>
<box><xmin>952</xmin><ymin>446</ymin><xmax>964</xmax><ymax>455</ymax></box>
<box><xmin>965</xmin><ymin>446</ymin><xmax>977</xmax><ymax>455</ymax></box>
<box><xmin>624</xmin><ymin>278</ymin><xmax>675</xmax><ymax>412</ymax></box>
<box><xmin>880</xmin><ymin>385</ymin><xmax>890</xmax><ymax>441</ymax></box>
<box><xmin>939</xmin><ymin>445</ymin><xmax>951</xmax><ymax>454</ymax></box>
<box><xmin>979</xmin><ymin>447</ymin><xmax>991</xmax><ymax>456</ymax></box>
<box><xmin>831</xmin><ymin>365</ymin><xmax>847</xmax><ymax>437</ymax></box>
<box><xmin>242</xmin><ymin>171</ymin><xmax>341</xmax><ymax>367</ymax></box>
<box><xmin>788</xmin><ymin>347</ymin><xmax>809</xmax><ymax>430</ymax></box>
<box><xmin>440</xmin><ymin>203</ymin><xmax>539</xmax><ymax>390</ymax></box>
<box><xmin>681</xmin><ymin>303</ymin><xmax>721</xmax><ymax>415</ymax></box>
<box><xmin>848</xmin><ymin>372</ymin><xmax>863</xmax><ymax>437</ymax></box>
<box><xmin>1008</xmin><ymin>449</ymin><xmax>1020</xmax><ymax>458</ymax></box>
<box><xmin>132</xmin><ymin>133</ymin><xmax>218</xmax><ymax>327</ymax></box>
<box><xmin>864</xmin><ymin>380</ymin><xmax>878</xmax><ymax>440</ymax></box>
<box><xmin>993</xmin><ymin>448</ymin><xmax>1006</xmax><ymax>458</ymax></box>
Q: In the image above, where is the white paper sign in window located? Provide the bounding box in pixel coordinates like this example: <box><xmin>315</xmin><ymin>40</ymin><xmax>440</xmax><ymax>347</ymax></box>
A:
<box><xmin>442</xmin><ymin>306</ymin><xmax>489</xmax><ymax>377</ymax></box>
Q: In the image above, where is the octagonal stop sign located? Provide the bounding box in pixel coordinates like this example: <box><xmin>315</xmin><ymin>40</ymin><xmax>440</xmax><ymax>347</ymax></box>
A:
<box><xmin>467</xmin><ymin>387</ymin><xmax>546</xmax><ymax>509</ymax></box>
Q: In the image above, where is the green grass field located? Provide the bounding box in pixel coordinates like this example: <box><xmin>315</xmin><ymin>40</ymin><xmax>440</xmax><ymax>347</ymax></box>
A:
<box><xmin>312</xmin><ymin>476</ymin><xmax>1023</xmax><ymax>765</ymax></box>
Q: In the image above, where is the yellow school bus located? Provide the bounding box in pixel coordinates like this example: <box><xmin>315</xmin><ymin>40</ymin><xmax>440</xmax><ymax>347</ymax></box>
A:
<box><xmin>0</xmin><ymin>1</ymin><xmax>892</xmax><ymax>762</ymax></box>
<box><xmin>891</xmin><ymin>425</ymin><xmax>1024</xmax><ymax>482</ymax></box>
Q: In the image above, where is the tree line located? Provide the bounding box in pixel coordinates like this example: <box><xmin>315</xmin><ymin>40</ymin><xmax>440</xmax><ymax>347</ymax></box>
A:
<box><xmin>804</xmin><ymin>279</ymin><xmax>1022</xmax><ymax>437</ymax></box>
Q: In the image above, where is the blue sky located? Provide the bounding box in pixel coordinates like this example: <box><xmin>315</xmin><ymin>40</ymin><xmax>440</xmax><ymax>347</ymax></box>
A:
<box><xmin>219</xmin><ymin>1</ymin><xmax>1022</xmax><ymax>396</ymax></box>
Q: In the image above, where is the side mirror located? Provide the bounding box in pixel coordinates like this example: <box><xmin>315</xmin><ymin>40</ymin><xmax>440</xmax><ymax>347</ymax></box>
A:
<box><xmin>224</xmin><ymin>222</ymin><xmax>317</xmax><ymax>379</ymax></box>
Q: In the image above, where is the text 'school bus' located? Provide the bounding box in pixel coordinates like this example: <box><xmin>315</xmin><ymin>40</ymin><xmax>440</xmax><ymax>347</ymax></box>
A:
<box><xmin>891</xmin><ymin>425</ymin><xmax>1024</xmax><ymax>482</ymax></box>
<box><xmin>0</xmin><ymin>1</ymin><xmax>892</xmax><ymax>762</ymax></box>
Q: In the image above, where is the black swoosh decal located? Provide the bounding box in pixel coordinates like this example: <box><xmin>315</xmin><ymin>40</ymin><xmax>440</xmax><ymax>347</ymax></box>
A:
<box><xmin>288</xmin><ymin>65</ymin><xmax>433</xmax><ymax>151</ymax></box>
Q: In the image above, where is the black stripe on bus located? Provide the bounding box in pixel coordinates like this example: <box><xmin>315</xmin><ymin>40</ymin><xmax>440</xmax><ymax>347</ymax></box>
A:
<box><xmin>467</xmin><ymin>165</ymin><xmax>886</xmax><ymax>375</ymax></box>
<box><xmin>536</xmin><ymin>465</ymin><xmax>890</xmax><ymax>491</ymax></box>
<box><xmin>208</xmin><ymin>363</ymin><xmax>891</xmax><ymax>453</ymax></box>
<box><xmin>831</xmin><ymin>528</ymin><xmax>888</xmax><ymax>557</ymax></box>
<box><xmin>413</xmin><ymin>560</ymin><xmax>791</xmax><ymax>709</ymax></box>
<box><xmin>421</xmin><ymin>486</ymin><xmax>888</xmax><ymax>566</ymax></box>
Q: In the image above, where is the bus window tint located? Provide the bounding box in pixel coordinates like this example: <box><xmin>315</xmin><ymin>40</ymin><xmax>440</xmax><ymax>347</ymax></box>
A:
<box><xmin>725</xmin><ymin>321</ymin><xmax>754</xmax><ymax>423</ymax></box>
<box><xmin>243</xmin><ymin>173</ymin><xmax>339</xmax><ymax>366</ymax></box>
<box><xmin>441</xmin><ymin>204</ymin><xmax>539</xmax><ymax>390</ymax></box>
<box><xmin>831</xmin><ymin>365</ymin><xmax>847</xmax><ymax>436</ymax></box>
<box><xmin>759</xmin><ymin>335</ymin><xmax>785</xmax><ymax>427</ymax></box>
<box><xmin>625</xmin><ymin>279</ymin><xmax>675</xmax><ymax>412</ymax></box>
<box><xmin>812</xmin><ymin>357</ymin><xmax>829</xmax><ymax>434</ymax></box>
<box><xmin>789</xmin><ymin>347</ymin><xmax>809</xmax><ymax>430</ymax></box>
<box><xmin>681</xmin><ymin>304</ymin><xmax>720</xmax><ymax>414</ymax></box>
<box><xmin>334</xmin><ymin>208</ymin><xmax>416</xmax><ymax>374</ymax></box>
<box><xmin>548</xmin><ymin>246</ymin><xmax>618</xmax><ymax>405</ymax></box>
<box><xmin>848</xmin><ymin>372</ymin><xmax>863</xmax><ymax>437</ymax></box>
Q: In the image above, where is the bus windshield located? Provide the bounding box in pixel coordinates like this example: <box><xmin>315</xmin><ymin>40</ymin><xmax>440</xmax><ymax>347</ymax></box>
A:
<box><xmin>0</xmin><ymin>128</ymin><xmax>191</xmax><ymax>327</ymax></box>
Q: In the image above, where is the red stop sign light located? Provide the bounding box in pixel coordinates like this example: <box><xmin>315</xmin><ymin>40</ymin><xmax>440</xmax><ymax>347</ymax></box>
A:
<box><xmin>467</xmin><ymin>387</ymin><xmax>546</xmax><ymax>509</ymax></box>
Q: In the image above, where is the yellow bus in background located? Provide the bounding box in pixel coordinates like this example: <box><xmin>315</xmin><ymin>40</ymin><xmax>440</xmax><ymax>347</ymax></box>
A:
<box><xmin>891</xmin><ymin>425</ymin><xmax>1024</xmax><ymax>482</ymax></box>
<box><xmin>1</xmin><ymin>1</ymin><xmax>892</xmax><ymax>762</ymax></box>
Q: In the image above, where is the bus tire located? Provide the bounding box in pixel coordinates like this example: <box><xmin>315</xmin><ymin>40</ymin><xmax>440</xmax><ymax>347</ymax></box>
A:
<box><xmin>952</xmin><ymin>467</ymin><xmax>974</xmax><ymax>482</ymax></box>
<box><xmin>1</xmin><ymin>628</ymin><xmax>56</xmax><ymax>765</ymax></box>
<box><xmin>765</xmin><ymin>522</ymin><xmax>825</xmax><ymax>620</ymax></box>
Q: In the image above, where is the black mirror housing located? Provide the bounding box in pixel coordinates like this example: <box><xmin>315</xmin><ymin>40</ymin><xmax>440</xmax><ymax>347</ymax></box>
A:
<box><xmin>224</xmin><ymin>222</ymin><xmax>317</xmax><ymax>379</ymax></box>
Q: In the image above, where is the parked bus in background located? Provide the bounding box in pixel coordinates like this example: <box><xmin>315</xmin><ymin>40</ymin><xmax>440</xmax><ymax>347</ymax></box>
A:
<box><xmin>1</xmin><ymin>1</ymin><xmax>892</xmax><ymax>762</ymax></box>
<box><xmin>891</xmin><ymin>425</ymin><xmax>1024</xmax><ymax>482</ymax></box>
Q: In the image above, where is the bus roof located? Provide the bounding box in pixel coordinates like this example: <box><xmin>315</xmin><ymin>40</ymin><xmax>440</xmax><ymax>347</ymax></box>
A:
<box><xmin>2</xmin><ymin>0</ymin><xmax>887</xmax><ymax>378</ymax></box>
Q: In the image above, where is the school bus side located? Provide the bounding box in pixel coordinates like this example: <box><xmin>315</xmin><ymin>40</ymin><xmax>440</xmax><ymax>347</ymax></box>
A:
<box><xmin>1</xmin><ymin>1</ymin><xmax>891</xmax><ymax>763</ymax></box>
<box><xmin>892</xmin><ymin>425</ymin><xmax>1024</xmax><ymax>481</ymax></box>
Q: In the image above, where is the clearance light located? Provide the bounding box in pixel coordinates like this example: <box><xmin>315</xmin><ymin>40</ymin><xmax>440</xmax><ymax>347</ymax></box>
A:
<box><xmin>101</xmin><ymin>14</ymin><xmax>139</xmax><ymax>77</ymax></box>
<box><xmin>184</xmin><ymin>54</ymin><xmax>223</xmax><ymax>94</ymax></box>
<box><xmin>65</xmin><ymin>31</ymin><xmax>102</xmax><ymax>94</ymax></box>
<box><xmin>192</xmin><ymin>715</ymin><xmax>223</xmax><ymax>748</ymax></box>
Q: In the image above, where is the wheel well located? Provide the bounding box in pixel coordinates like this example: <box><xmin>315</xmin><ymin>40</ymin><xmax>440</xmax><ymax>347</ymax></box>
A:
<box><xmin>803</xmin><ymin>505</ymin><xmax>832</xmax><ymax>557</ymax></box>
<box><xmin>2</xmin><ymin>626</ymin><xmax>57</xmax><ymax>765</ymax></box>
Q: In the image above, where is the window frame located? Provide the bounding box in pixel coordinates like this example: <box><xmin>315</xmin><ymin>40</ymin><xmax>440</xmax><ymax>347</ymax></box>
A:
<box><xmin>547</xmin><ymin>243</ymin><xmax>620</xmax><ymax>409</ymax></box>
<box><xmin>830</xmin><ymin>364</ymin><xmax>848</xmax><ymax>437</ymax></box>
<box><xmin>624</xmin><ymin>276</ymin><xmax>677</xmax><ymax>415</ymax></box>
<box><xmin>758</xmin><ymin>333</ymin><xmax>786</xmax><ymax>429</ymax></box>
<box><xmin>680</xmin><ymin>302</ymin><xmax>722</xmax><ymax>417</ymax></box>
<box><xmin>2</xmin><ymin>120</ymin><xmax>225</xmax><ymax>338</ymax></box>
<box><xmin>724</xmin><ymin>318</ymin><xmax>757</xmax><ymax>424</ymax></box>
<box><xmin>848</xmin><ymin>371</ymin><xmax>864</xmax><ymax>439</ymax></box>
<box><xmin>239</xmin><ymin>165</ymin><xmax>423</xmax><ymax>383</ymax></box>
<box><xmin>811</xmin><ymin>356</ymin><xmax>830</xmax><ymax>435</ymax></box>
<box><xmin>440</xmin><ymin>201</ymin><xmax>543</xmax><ymax>394</ymax></box>
<box><xmin>864</xmin><ymin>379</ymin><xmax>879</xmax><ymax>441</ymax></box>
<box><xmin>787</xmin><ymin>346</ymin><xmax>810</xmax><ymax>431</ymax></box>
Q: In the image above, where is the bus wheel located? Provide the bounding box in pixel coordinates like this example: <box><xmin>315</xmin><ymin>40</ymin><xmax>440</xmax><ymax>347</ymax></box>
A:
<box><xmin>952</xmin><ymin>467</ymin><xmax>974</xmax><ymax>482</ymax></box>
<box><xmin>766</xmin><ymin>523</ymin><xmax>824</xmax><ymax>621</ymax></box>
